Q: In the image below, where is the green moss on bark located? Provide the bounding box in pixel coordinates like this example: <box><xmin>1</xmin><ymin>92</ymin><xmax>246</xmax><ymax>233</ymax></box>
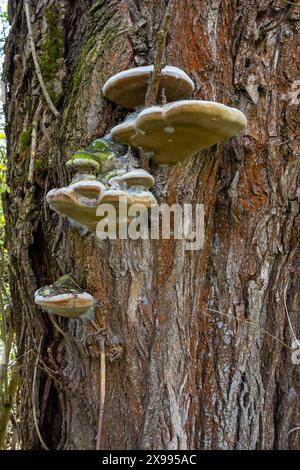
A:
<box><xmin>39</xmin><ymin>5</ymin><xmax>65</xmax><ymax>104</ymax></box>
<box><xmin>19</xmin><ymin>125</ymin><xmax>33</xmax><ymax>150</ymax></box>
<box><xmin>39</xmin><ymin>6</ymin><xmax>64</xmax><ymax>81</ymax></box>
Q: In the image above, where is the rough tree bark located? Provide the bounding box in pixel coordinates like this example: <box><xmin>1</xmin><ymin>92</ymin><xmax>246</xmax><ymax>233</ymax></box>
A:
<box><xmin>2</xmin><ymin>0</ymin><xmax>300</xmax><ymax>450</ymax></box>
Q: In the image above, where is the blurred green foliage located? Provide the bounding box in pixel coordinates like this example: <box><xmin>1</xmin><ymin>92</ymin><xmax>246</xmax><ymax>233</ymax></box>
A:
<box><xmin>0</xmin><ymin>2</ymin><xmax>19</xmax><ymax>450</ymax></box>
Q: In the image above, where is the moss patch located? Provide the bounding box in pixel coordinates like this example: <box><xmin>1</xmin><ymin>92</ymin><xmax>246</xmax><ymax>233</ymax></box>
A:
<box><xmin>19</xmin><ymin>125</ymin><xmax>33</xmax><ymax>150</ymax></box>
<box><xmin>34</xmin><ymin>157</ymin><xmax>48</xmax><ymax>172</ymax></box>
<box><xmin>40</xmin><ymin>6</ymin><xmax>64</xmax><ymax>80</ymax></box>
<box><xmin>39</xmin><ymin>5</ymin><xmax>65</xmax><ymax>104</ymax></box>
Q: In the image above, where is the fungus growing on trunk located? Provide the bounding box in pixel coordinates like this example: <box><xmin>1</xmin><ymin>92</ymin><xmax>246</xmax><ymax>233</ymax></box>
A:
<box><xmin>66</xmin><ymin>136</ymin><xmax>128</xmax><ymax>177</ymax></box>
<box><xmin>111</xmin><ymin>100</ymin><xmax>247</xmax><ymax>165</ymax></box>
<box><xmin>103</xmin><ymin>65</ymin><xmax>194</xmax><ymax>109</ymax></box>
<box><xmin>104</xmin><ymin>168</ymin><xmax>156</xmax><ymax>207</ymax></box>
<box><xmin>47</xmin><ymin>179</ymin><xmax>105</xmax><ymax>232</ymax></box>
<box><xmin>99</xmin><ymin>187</ymin><xmax>157</xmax><ymax>209</ymax></box>
<box><xmin>108</xmin><ymin>169</ymin><xmax>155</xmax><ymax>190</ymax></box>
<box><xmin>34</xmin><ymin>275</ymin><xmax>96</xmax><ymax>320</ymax></box>
<box><xmin>96</xmin><ymin>170</ymin><xmax>157</xmax><ymax>238</ymax></box>
<box><xmin>66</xmin><ymin>155</ymin><xmax>100</xmax><ymax>176</ymax></box>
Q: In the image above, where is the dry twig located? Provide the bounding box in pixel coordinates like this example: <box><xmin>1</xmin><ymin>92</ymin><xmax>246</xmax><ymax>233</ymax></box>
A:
<box><xmin>96</xmin><ymin>336</ymin><xmax>106</xmax><ymax>450</ymax></box>
<box><xmin>24</xmin><ymin>0</ymin><xmax>60</xmax><ymax>118</ymax></box>
<box><xmin>144</xmin><ymin>0</ymin><xmax>175</xmax><ymax>107</ymax></box>
<box><xmin>32</xmin><ymin>337</ymin><xmax>49</xmax><ymax>450</ymax></box>
<box><xmin>48</xmin><ymin>314</ymin><xmax>68</xmax><ymax>342</ymax></box>
<box><xmin>287</xmin><ymin>426</ymin><xmax>300</xmax><ymax>438</ymax></box>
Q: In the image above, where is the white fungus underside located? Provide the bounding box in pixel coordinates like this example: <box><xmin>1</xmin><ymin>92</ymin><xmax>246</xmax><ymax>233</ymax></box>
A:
<box><xmin>99</xmin><ymin>189</ymin><xmax>157</xmax><ymax>206</ymax></box>
<box><xmin>112</xmin><ymin>100</ymin><xmax>246</xmax><ymax>133</ymax></box>
<box><xmin>35</xmin><ymin>292</ymin><xmax>94</xmax><ymax>309</ymax></box>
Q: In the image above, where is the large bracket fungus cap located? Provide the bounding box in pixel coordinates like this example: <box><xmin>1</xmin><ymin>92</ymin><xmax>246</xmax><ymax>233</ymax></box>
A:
<box><xmin>47</xmin><ymin>179</ymin><xmax>105</xmax><ymax>232</ymax></box>
<box><xmin>34</xmin><ymin>276</ymin><xmax>96</xmax><ymax>320</ymax></box>
<box><xmin>109</xmin><ymin>169</ymin><xmax>155</xmax><ymax>190</ymax></box>
<box><xmin>111</xmin><ymin>100</ymin><xmax>247</xmax><ymax>165</ymax></box>
<box><xmin>103</xmin><ymin>65</ymin><xmax>195</xmax><ymax>109</ymax></box>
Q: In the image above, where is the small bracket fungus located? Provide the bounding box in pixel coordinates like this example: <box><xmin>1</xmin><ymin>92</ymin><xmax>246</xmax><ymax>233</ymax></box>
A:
<box><xmin>99</xmin><ymin>187</ymin><xmax>157</xmax><ymax>209</ymax></box>
<box><xmin>34</xmin><ymin>275</ymin><xmax>96</xmax><ymax>320</ymax></box>
<box><xmin>47</xmin><ymin>179</ymin><xmax>105</xmax><ymax>232</ymax></box>
<box><xmin>66</xmin><ymin>135</ymin><xmax>128</xmax><ymax>177</ymax></box>
<box><xmin>66</xmin><ymin>151</ymin><xmax>101</xmax><ymax>176</ymax></box>
<box><xmin>108</xmin><ymin>169</ymin><xmax>155</xmax><ymax>190</ymax></box>
<box><xmin>111</xmin><ymin>100</ymin><xmax>247</xmax><ymax>165</ymax></box>
<box><xmin>97</xmin><ymin>169</ymin><xmax>157</xmax><ymax>236</ymax></box>
<box><xmin>103</xmin><ymin>65</ymin><xmax>195</xmax><ymax>109</ymax></box>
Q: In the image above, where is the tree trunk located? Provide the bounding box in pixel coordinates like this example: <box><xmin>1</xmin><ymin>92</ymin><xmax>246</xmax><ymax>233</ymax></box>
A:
<box><xmin>3</xmin><ymin>0</ymin><xmax>300</xmax><ymax>450</ymax></box>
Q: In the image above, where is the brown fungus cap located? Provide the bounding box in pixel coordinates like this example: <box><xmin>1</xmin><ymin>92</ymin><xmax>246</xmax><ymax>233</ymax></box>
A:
<box><xmin>109</xmin><ymin>169</ymin><xmax>154</xmax><ymax>189</ymax></box>
<box><xmin>103</xmin><ymin>65</ymin><xmax>194</xmax><ymax>109</ymax></box>
<box><xmin>46</xmin><ymin>180</ymin><xmax>105</xmax><ymax>232</ymax></box>
<box><xmin>111</xmin><ymin>100</ymin><xmax>247</xmax><ymax>165</ymax></box>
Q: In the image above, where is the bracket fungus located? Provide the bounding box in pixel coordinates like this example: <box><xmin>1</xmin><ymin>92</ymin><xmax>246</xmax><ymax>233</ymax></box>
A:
<box><xmin>99</xmin><ymin>186</ymin><xmax>157</xmax><ymax>209</ymax></box>
<box><xmin>111</xmin><ymin>100</ymin><xmax>247</xmax><ymax>165</ymax></box>
<box><xmin>66</xmin><ymin>135</ymin><xmax>128</xmax><ymax>177</ymax></box>
<box><xmin>103</xmin><ymin>65</ymin><xmax>195</xmax><ymax>109</ymax></box>
<box><xmin>34</xmin><ymin>275</ymin><xmax>96</xmax><ymax>320</ymax></box>
<box><xmin>108</xmin><ymin>169</ymin><xmax>155</xmax><ymax>190</ymax></box>
<box><xmin>96</xmin><ymin>169</ymin><xmax>157</xmax><ymax>236</ymax></box>
<box><xmin>47</xmin><ymin>179</ymin><xmax>105</xmax><ymax>232</ymax></box>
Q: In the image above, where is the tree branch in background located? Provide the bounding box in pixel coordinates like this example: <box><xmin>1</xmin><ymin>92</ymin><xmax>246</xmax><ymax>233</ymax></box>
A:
<box><xmin>0</xmin><ymin>243</ymin><xmax>18</xmax><ymax>450</ymax></box>
<box><xmin>144</xmin><ymin>0</ymin><xmax>175</xmax><ymax>107</ymax></box>
<box><xmin>24</xmin><ymin>0</ymin><xmax>60</xmax><ymax>118</ymax></box>
<box><xmin>32</xmin><ymin>337</ymin><xmax>49</xmax><ymax>450</ymax></box>
<box><xmin>96</xmin><ymin>336</ymin><xmax>106</xmax><ymax>450</ymax></box>
<box><xmin>0</xmin><ymin>367</ymin><xmax>19</xmax><ymax>449</ymax></box>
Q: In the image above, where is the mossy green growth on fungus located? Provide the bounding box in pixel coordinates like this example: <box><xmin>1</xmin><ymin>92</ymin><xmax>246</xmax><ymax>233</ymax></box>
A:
<box><xmin>86</xmin><ymin>136</ymin><xmax>127</xmax><ymax>157</ymax></box>
<box><xmin>101</xmin><ymin>168</ymin><xmax>127</xmax><ymax>183</ymax></box>
<box><xmin>20</xmin><ymin>125</ymin><xmax>33</xmax><ymax>150</ymax></box>
<box><xmin>73</xmin><ymin>149</ymin><xmax>114</xmax><ymax>164</ymax></box>
<box><xmin>37</xmin><ymin>275</ymin><xmax>80</xmax><ymax>297</ymax></box>
<box><xmin>67</xmin><ymin>136</ymin><xmax>128</xmax><ymax>170</ymax></box>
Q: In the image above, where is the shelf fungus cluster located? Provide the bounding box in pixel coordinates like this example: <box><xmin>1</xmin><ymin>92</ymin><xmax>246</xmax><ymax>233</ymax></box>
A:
<box><xmin>39</xmin><ymin>63</ymin><xmax>247</xmax><ymax>320</ymax></box>
<box><xmin>103</xmin><ymin>65</ymin><xmax>247</xmax><ymax>165</ymax></box>
<box><xmin>47</xmin><ymin>167</ymin><xmax>157</xmax><ymax>234</ymax></box>
<box><xmin>46</xmin><ymin>135</ymin><xmax>129</xmax><ymax>233</ymax></box>
<box><xmin>34</xmin><ymin>275</ymin><xmax>96</xmax><ymax>320</ymax></box>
